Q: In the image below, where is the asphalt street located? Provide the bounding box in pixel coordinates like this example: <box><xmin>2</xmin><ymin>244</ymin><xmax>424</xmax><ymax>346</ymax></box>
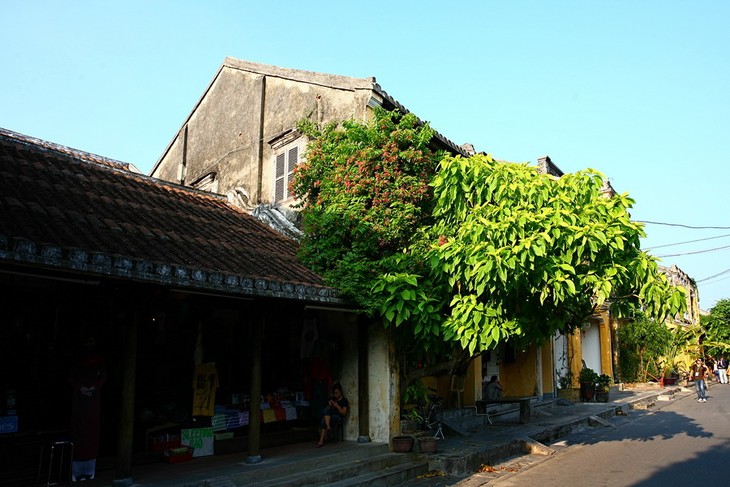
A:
<box><xmin>445</xmin><ymin>381</ymin><xmax>730</xmax><ymax>486</ymax></box>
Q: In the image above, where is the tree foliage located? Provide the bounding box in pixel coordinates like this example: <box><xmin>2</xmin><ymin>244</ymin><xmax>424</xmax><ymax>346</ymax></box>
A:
<box><xmin>292</xmin><ymin>109</ymin><xmax>443</xmax><ymax>315</ymax></box>
<box><xmin>376</xmin><ymin>154</ymin><xmax>687</xmax><ymax>354</ymax></box>
<box><xmin>701</xmin><ymin>298</ymin><xmax>730</xmax><ymax>356</ymax></box>
<box><xmin>293</xmin><ymin>109</ymin><xmax>687</xmax><ymax>360</ymax></box>
<box><xmin>617</xmin><ymin>313</ymin><xmax>673</xmax><ymax>381</ymax></box>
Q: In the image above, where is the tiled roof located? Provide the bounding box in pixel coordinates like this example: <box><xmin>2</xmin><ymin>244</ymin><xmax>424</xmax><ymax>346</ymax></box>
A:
<box><xmin>0</xmin><ymin>127</ymin><xmax>340</xmax><ymax>303</ymax></box>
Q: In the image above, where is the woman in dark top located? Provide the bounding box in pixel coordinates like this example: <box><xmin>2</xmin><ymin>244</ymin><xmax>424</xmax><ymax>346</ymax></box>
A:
<box><xmin>317</xmin><ymin>383</ymin><xmax>348</xmax><ymax>447</ymax></box>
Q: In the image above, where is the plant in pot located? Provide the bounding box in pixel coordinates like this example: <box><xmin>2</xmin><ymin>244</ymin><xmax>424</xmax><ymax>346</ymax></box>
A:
<box><xmin>392</xmin><ymin>435</ymin><xmax>415</xmax><ymax>453</ymax></box>
<box><xmin>401</xmin><ymin>381</ymin><xmax>428</xmax><ymax>432</ymax></box>
<box><xmin>418</xmin><ymin>436</ymin><xmax>438</xmax><ymax>453</ymax></box>
<box><xmin>556</xmin><ymin>369</ymin><xmax>579</xmax><ymax>402</ymax></box>
<box><xmin>579</xmin><ymin>367</ymin><xmax>598</xmax><ymax>402</ymax></box>
<box><xmin>594</xmin><ymin>374</ymin><xmax>611</xmax><ymax>402</ymax></box>
<box><xmin>401</xmin><ymin>406</ymin><xmax>423</xmax><ymax>433</ymax></box>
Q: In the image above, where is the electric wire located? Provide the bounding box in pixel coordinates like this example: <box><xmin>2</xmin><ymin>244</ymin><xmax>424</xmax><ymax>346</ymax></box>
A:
<box><xmin>655</xmin><ymin>243</ymin><xmax>730</xmax><ymax>258</ymax></box>
<box><xmin>697</xmin><ymin>268</ymin><xmax>730</xmax><ymax>284</ymax></box>
<box><xmin>638</xmin><ymin>221</ymin><xmax>730</xmax><ymax>230</ymax></box>
<box><xmin>645</xmin><ymin>233</ymin><xmax>730</xmax><ymax>250</ymax></box>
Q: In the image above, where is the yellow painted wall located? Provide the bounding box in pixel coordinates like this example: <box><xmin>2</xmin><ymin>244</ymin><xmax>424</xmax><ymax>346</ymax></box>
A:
<box><xmin>501</xmin><ymin>345</ymin><xmax>538</xmax><ymax>396</ymax></box>
<box><xmin>463</xmin><ymin>355</ymin><xmax>481</xmax><ymax>406</ymax></box>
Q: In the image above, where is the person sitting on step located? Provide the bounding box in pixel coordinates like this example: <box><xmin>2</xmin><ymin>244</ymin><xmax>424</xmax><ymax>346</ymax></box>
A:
<box><xmin>317</xmin><ymin>383</ymin><xmax>348</xmax><ymax>447</ymax></box>
<box><xmin>484</xmin><ymin>375</ymin><xmax>504</xmax><ymax>401</ymax></box>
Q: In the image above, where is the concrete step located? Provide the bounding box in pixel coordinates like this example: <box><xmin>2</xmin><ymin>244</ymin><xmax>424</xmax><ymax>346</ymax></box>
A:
<box><xmin>226</xmin><ymin>443</ymin><xmax>390</xmax><ymax>485</ymax></box>
<box><xmin>324</xmin><ymin>460</ymin><xmax>431</xmax><ymax>486</ymax></box>
<box><xmin>245</xmin><ymin>451</ymin><xmax>427</xmax><ymax>487</ymax></box>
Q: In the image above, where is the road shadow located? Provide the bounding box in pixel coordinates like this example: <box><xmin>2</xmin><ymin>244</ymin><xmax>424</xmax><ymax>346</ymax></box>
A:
<box><xmin>556</xmin><ymin>407</ymin><xmax>712</xmax><ymax>447</ymax></box>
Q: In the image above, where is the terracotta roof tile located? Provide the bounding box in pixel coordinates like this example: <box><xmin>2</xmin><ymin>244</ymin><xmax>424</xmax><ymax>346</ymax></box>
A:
<box><xmin>0</xmin><ymin>127</ymin><xmax>339</xmax><ymax>303</ymax></box>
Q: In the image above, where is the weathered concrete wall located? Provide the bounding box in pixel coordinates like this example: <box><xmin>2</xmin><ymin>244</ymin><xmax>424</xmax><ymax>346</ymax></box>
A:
<box><xmin>367</xmin><ymin>323</ymin><xmax>398</xmax><ymax>442</ymax></box>
<box><xmin>337</xmin><ymin>312</ymin><xmax>359</xmax><ymax>441</ymax></box>
<box><xmin>152</xmin><ymin>62</ymin><xmax>374</xmax><ymax>210</ymax></box>
<box><xmin>258</xmin><ymin>75</ymin><xmax>371</xmax><ymax>206</ymax></box>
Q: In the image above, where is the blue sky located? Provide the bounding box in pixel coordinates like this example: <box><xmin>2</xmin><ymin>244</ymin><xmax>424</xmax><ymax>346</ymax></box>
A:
<box><xmin>2</xmin><ymin>1</ymin><xmax>728</xmax><ymax>310</ymax></box>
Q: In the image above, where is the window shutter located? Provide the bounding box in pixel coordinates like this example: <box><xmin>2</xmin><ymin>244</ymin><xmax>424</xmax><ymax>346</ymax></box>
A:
<box><xmin>287</xmin><ymin>147</ymin><xmax>298</xmax><ymax>198</ymax></box>
<box><xmin>275</xmin><ymin>153</ymin><xmax>286</xmax><ymax>202</ymax></box>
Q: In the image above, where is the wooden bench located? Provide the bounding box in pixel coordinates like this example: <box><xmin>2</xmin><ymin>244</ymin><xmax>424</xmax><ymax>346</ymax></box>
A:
<box><xmin>475</xmin><ymin>396</ymin><xmax>537</xmax><ymax>424</ymax></box>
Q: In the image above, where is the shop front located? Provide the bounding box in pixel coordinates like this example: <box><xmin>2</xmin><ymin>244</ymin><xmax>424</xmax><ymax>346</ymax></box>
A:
<box><xmin>0</xmin><ymin>271</ymin><xmax>358</xmax><ymax>485</ymax></box>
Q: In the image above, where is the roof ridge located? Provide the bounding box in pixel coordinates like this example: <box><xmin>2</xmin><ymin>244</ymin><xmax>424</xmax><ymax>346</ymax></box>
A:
<box><xmin>223</xmin><ymin>57</ymin><xmax>377</xmax><ymax>91</ymax></box>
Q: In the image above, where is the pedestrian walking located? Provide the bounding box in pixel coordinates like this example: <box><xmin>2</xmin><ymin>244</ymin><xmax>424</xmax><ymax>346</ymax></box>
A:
<box><xmin>717</xmin><ymin>356</ymin><xmax>728</xmax><ymax>384</ymax></box>
<box><xmin>690</xmin><ymin>358</ymin><xmax>711</xmax><ymax>402</ymax></box>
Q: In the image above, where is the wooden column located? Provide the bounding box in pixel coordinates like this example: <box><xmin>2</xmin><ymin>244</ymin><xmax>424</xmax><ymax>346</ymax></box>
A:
<box><xmin>114</xmin><ymin>308</ymin><xmax>138</xmax><ymax>483</ymax></box>
<box><xmin>246</xmin><ymin>308</ymin><xmax>263</xmax><ymax>463</ymax></box>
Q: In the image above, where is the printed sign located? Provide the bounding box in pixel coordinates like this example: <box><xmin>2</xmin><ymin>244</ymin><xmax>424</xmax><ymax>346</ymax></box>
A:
<box><xmin>181</xmin><ymin>427</ymin><xmax>214</xmax><ymax>457</ymax></box>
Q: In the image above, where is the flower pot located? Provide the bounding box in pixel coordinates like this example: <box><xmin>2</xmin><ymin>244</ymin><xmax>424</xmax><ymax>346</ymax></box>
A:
<box><xmin>418</xmin><ymin>437</ymin><xmax>438</xmax><ymax>453</ymax></box>
<box><xmin>594</xmin><ymin>389</ymin><xmax>609</xmax><ymax>402</ymax></box>
<box><xmin>392</xmin><ymin>435</ymin><xmax>414</xmax><ymax>453</ymax></box>
<box><xmin>557</xmin><ymin>388</ymin><xmax>580</xmax><ymax>402</ymax></box>
<box><xmin>579</xmin><ymin>382</ymin><xmax>595</xmax><ymax>402</ymax></box>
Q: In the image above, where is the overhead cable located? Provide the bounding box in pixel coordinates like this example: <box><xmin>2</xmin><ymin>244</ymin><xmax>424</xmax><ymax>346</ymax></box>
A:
<box><xmin>655</xmin><ymin>243</ymin><xmax>730</xmax><ymax>258</ymax></box>
<box><xmin>638</xmin><ymin>221</ymin><xmax>730</xmax><ymax>230</ymax></box>
<box><xmin>645</xmin><ymin>232</ymin><xmax>730</xmax><ymax>250</ymax></box>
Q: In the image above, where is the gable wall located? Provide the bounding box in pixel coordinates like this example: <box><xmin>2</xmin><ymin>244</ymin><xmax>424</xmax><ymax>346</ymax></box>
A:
<box><xmin>153</xmin><ymin>66</ymin><xmax>374</xmax><ymax>208</ymax></box>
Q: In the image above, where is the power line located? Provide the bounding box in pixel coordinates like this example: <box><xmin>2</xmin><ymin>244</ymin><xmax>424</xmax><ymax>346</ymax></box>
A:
<box><xmin>645</xmin><ymin>233</ymin><xmax>730</xmax><ymax>250</ymax></box>
<box><xmin>638</xmin><ymin>221</ymin><xmax>730</xmax><ymax>230</ymax></box>
<box><xmin>697</xmin><ymin>268</ymin><xmax>730</xmax><ymax>284</ymax></box>
<box><xmin>655</xmin><ymin>243</ymin><xmax>730</xmax><ymax>258</ymax></box>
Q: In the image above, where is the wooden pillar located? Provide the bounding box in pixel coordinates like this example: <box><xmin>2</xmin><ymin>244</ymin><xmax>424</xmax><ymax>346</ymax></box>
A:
<box><xmin>114</xmin><ymin>308</ymin><xmax>138</xmax><ymax>483</ymax></box>
<box><xmin>246</xmin><ymin>308</ymin><xmax>263</xmax><ymax>463</ymax></box>
<box><xmin>357</xmin><ymin>317</ymin><xmax>370</xmax><ymax>442</ymax></box>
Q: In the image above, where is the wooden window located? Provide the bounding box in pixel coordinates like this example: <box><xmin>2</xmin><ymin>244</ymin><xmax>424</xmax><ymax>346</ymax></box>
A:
<box><xmin>274</xmin><ymin>145</ymin><xmax>299</xmax><ymax>203</ymax></box>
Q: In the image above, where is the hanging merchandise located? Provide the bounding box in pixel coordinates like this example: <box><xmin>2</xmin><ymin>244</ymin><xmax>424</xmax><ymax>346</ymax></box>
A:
<box><xmin>192</xmin><ymin>362</ymin><xmax>219</xmax><ymax>417</ymax></box>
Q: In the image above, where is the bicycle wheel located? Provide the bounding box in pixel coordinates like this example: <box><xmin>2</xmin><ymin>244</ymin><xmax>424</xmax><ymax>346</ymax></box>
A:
<box><xmin>428</xmin><ymin>403</ymin><xmax>443</xmax><ymax>427</ymax></box>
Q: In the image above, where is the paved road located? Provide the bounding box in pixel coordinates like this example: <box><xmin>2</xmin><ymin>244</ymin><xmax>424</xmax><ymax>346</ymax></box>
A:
<box><xmin>466</xmin><ymin>382</ymin><xmax>730</xmax><ymax>486</ymax></box>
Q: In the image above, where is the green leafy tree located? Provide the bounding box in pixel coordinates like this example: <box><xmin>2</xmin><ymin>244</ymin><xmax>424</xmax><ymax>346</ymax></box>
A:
<box><xmin>376</xmin><ymin>154</ymin><xmax>687</xmax><ymax>354</ymax></box>
<box><xmin>293</xmin><ymin>109</ymin><xmax>687</xmax><ymax>376</ymax></box>
<box><xmin>292</xmin><ymin>109</ymin><xmax>443</xmax><ymax>315</ymax></box>
<box><xmin>701</xmin><ymin>298</ymin><xmax>730</xmax><ymax>357</ymax></box>
<box><xmin>617</xmin><ymin>313</ymin><xmax>673</xmax><ymax>382</ymax></box>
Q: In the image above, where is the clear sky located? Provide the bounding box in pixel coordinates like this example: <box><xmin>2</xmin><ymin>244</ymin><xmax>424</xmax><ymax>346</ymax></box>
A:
<box><xmin>2</xmin><ymin>1</ymin><xmax>728</xmax><ymax>310</ymax></box>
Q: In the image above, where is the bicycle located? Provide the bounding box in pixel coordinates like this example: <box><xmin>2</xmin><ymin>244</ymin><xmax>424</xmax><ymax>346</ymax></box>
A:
<box><xmin>418</xmin><ymin>389</ymin><xmax>445</xmax><ymax>439</ymax></box>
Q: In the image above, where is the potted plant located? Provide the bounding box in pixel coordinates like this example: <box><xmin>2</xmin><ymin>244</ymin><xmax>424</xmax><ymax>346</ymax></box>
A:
<box><xmin>401</xmin><ymin>406</ymin><xmax>423</xmax><ymax>433</ymax></box>
<box><xmin>401</xmin><ymin>381</ymin><xmax>428</xmax><ymax>432</ymax></box>
<box><xmin>579</xmin><ymin>367</ymin><xmax>598</xmax><ymax>402</ymax></box>
<box><xmin>594</xmin><ymin>374</ymin><xmax>611</xmax><ymax>402</ymax></box>
<box><xmin>418</xmin><ymin>436</ymin><xmax>439</xmax><ymax>453</ymax></box>
<box><xmin>392</xmin><ymin>435</ymin><xmax>415</xmax><ymax>453</ymax></box>
<box><xmin>556</xmin><ymin>369</ymin><xmax>579</xmax><ymax>402</ymax></box>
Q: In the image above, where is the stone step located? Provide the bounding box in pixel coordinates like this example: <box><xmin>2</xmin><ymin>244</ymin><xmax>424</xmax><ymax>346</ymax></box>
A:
<box><xmin>227</xmin><ymin>443</ymin><xmax>390</xmax><ymax>485</ymax></box>
<box><xmin>242</xmin><ymin>451</ymin><xmax>425</xmax><ymax>487</ymax></box>
<box><xmin>323</xmin><ymin>460</ymin><xmax>431</xmax><ymax>486</ymax></box>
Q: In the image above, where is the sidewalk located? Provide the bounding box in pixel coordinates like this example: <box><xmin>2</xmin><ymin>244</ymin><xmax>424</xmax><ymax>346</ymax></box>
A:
<box><xmin>83</xmin><ymin>384</ymin><xmax>690</xmax><ymax>486</ymax></box>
